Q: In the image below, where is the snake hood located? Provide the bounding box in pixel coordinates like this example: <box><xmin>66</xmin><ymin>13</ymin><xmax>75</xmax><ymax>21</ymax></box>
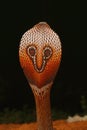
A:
<box><xmin>19</xmin><ymin>22</ymin><xmax>62</xmax><ymax>88</ymax></box>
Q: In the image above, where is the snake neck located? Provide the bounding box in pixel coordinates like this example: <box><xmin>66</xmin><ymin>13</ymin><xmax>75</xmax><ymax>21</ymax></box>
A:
<box><xmin>30</xmin><ymin>82</ymin><xmax>54</xmax><ymax>130</ymax></box>
<box><xmin>29</xmin><ymin>82</ymin><xmax>53</xmax><ymax>98</ymax></box>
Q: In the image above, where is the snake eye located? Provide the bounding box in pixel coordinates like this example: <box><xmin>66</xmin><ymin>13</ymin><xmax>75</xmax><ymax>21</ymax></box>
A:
<box><xmin>44</xmin><ymin>46</ymin><xmax>52</xmax><ymax>59</ymax></box>
<box><xmin>27</xmin><ymin>46</ymin><xmax>36</xmax><ymax>58</ymax></box>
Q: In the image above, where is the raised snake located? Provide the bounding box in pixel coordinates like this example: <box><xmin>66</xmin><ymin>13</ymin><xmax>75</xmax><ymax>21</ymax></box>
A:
<box><xmin>19</xmin><ymin>22</ymin><xmax>62</xmax><ymax>130</ymax></box>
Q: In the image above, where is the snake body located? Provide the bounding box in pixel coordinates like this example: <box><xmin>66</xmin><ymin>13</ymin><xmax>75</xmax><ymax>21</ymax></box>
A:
<box><xmin>19</xmin><ymin>22</ymin><xmax>62</xmax><ymax>130</ymax></box>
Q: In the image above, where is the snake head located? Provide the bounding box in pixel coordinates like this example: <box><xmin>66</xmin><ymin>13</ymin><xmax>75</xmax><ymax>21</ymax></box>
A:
<box><xmin>19</xmin><ymin>22</ymin><xmax>62</xmax><ymax>88</ymax></box>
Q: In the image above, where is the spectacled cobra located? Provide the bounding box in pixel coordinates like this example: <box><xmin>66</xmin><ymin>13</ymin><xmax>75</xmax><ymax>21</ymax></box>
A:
<box><xmin>19</xmin><ymin>22</ymin><xmax>62</xmax><ymax>130</ymax></box>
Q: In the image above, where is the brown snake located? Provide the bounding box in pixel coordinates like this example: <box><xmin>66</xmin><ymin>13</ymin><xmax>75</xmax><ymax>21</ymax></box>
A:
<box><xmin>19</xmin><ymin>22</ymin><xmax>62</xmax><ymax>130</ymax></box>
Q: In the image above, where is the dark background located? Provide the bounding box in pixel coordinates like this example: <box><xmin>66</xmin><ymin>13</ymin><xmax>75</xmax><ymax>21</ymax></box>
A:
<box><xmin>0</xmin><ymin>0</ymin><xmax>87</xmax><ymax>114</ymax></box>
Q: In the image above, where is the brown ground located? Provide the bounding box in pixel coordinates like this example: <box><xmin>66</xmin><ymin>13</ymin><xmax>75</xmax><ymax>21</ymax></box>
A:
<box><xmin>0</xmin><ymin>120</ymin><xmax>87</xmax><ymax>130</ymax></box>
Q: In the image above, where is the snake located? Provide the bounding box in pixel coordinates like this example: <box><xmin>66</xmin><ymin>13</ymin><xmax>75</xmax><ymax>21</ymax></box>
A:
<box><xmin>19</xmin><ymin>22</ymin><xmax>62</xmax><ymax>130</ymax></box>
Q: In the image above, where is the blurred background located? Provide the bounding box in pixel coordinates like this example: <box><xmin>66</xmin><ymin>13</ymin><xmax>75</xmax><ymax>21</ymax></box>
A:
<box><xmin>0</xmin><ymin>0</ymin><xmax>87</xmax><ymax>123</ymax></box>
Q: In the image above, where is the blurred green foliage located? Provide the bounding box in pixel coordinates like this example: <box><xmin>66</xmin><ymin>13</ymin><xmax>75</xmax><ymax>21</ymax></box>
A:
<box><xmin>0</xmin><ymin>105</ymin><xmax>68</xmax><ymax>124</ymax></box>
<box><xmin>52</xmin><ymin>109</ymin><xmax>68</xmax><ymax>120</ymax></box>
<box><xmin>0</xmin><ymin>103</ymin><xmax>87</xmax><ymax>123</ymax></box>
<box><xmin>80</xmin><ymin>96</ymin><xmax>87</xmax><ymax>114</ymax></box>
<box><xmin>0</xmin><ymin>105</ymin><xmax>36</xmax><ymax>123</ymax></box>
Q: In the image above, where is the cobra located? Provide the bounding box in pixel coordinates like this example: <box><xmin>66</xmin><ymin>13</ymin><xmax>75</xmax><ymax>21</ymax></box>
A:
<box><xmin>19</xmin><ymin>22</ymin><xmax>62</xmax><ymax>130</ymax></box>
